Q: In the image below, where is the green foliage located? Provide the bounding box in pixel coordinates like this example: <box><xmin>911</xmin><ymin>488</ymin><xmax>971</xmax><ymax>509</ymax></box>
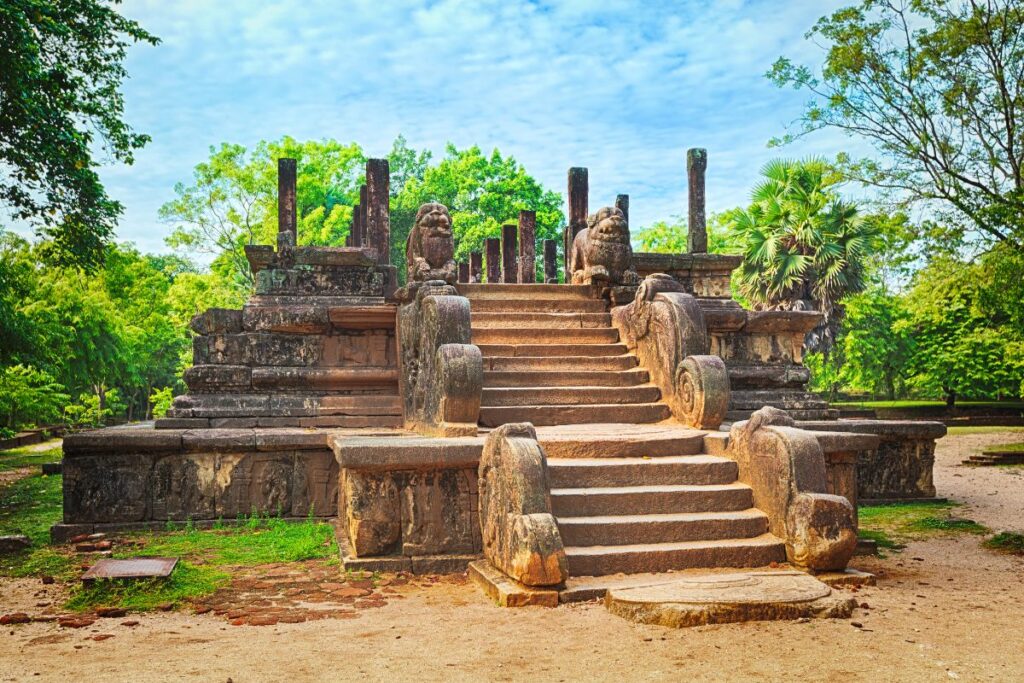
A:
<box><xmin>65</xmin><ymin>561</ymin><xmax>229</xmax><ymax>612</ymax></box>
<box><xmin>161</xmin><ymin>137</ymin><xmax>365</xmax><ymax>288</ymax></box>
<box><xmin>634</xmin><ymin>213</ymin><xmax>740</xmax><ymax>255</ymax></box>
<box><xmin>392</xmin><ymin>144</ymin><xmax>564</xmax><ymax>281</ymax></box>
<box><xmin>63</xmin><ymin>392</ymin><xmax>111</xmax><ymax>429</ymax></box>
<box><xmin>859</xmin><ymin>501</ymin><xmax>988</xmax><ymax>547</ymax></box>
<box><xmin>769</xmin><ymin>0</ymin><xmax>1024</xmax><ymax>252</ymax></box>
<box><xmin>0</xmin><ymin>471</ymin><xmax>62</xmax><ymax>546</ymax></box>
<box><xmin>0</xmin><ymin>364</ymin><xmax>68</xmax><ymax>429</ymax></box>
<box><xmin>0</xmin><ymin>0</ymin><xmax>159</xmax><ymax>270</ymax></box>
<box><xmin>0</xmin><ymin>444</ymin><xmax>62</xmax><ymax>472</ymax></box>
<box><xmin>984</xmin><ymin>532</ymin><xmax>1024</xmax><ymax>555</ymax></box>
<box><xmin>149</xmin><ymin>387</ymin><xmax>174</xmax><ymax>419</ymax></box>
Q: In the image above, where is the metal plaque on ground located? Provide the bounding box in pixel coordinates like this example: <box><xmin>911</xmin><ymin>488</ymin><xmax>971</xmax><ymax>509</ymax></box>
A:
<box><xmin>81</xmin><ymin>557</ymin><xmax>178</xmax><ymax>580</ymax></box>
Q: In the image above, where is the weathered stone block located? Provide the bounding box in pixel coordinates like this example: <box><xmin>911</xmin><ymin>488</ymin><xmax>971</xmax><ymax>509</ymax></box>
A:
<box><xmin>150</xmin><ymin>454</ymin><xmax>216</xmax><ymax>521</ymax></box>
<box><xmin>242</xmin><ymin>305</ymin><xmax>329</xmax><ymax>334</ymax></box>
<box><xmin>400</xmin><ymin>468</ymin><xmax>479</xmax><ymax>556</ymax></box>
<box><xmin>321</xmin><ymin>331</ymin><xmax>396</xmax><ymax>368</ymax></box>
<box><xmin>63</xmin><ymin>454</ymin><xmax>155</xmax><ymax>523</ymax></box>
<box><xmin>249</xmin><ymin>333</ymin><xmax>323</xmax><ymax>366</ymax></box>
<box><xmin>343</xmin><ymin>470</ymin><xmax>401</xmax><ymax>556</ymax></box>
<box><xmin>190</xmin><ymin>308</ymin><xmax>242</xmax><ymax>335</ymax></box>
<box><xmin>183</xmin><ymin>365</ymin><xmax>252</xmax><ymax>393</ymax></box>
<box><xmin>291</xmin><ymin>451</ymin><xmax>338</xmax><ymax>517</ymax></box>
<box><xmin>216</xmin><ymin>452</ymin><xmax>293</xmax><ymax>517</ymax></box>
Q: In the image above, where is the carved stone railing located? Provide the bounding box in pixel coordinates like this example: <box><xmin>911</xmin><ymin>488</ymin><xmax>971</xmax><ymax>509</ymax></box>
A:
<box><xmin>397</xmin><ymin>281</ymin><xmax>482</xmax><ymax>437</ymax></box>
<box><xmin>612</xmin><ymin>273</ymin><xmax>729</xmax><ymax>429</ymax></box>
<box><xmin>728</xmin><ymin>407</ymin><xmax>857</xmax><ymax>572</ymax></box>
<box><xmin>478</xmin><ymin>423</ymin><xmax>567</xmax><ymax>587</ymax></box>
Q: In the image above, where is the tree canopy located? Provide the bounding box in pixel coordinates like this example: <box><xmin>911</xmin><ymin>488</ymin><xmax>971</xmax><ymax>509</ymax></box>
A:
<box><xmin>0</xmin><ymin>0</ymin><xmax>158</xmax><ymax>270</ymax></box>
<box><xmin>769</xmin><ymin>0</ymin><xmax>1024</xmax><ymax>252</ymax></box>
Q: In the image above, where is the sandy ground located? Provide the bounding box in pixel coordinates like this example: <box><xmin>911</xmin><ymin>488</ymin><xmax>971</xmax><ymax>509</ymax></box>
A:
<box><xmin>1</xmin><ymin>432</ymin><xmax>1023</xmax><ymax>682</ymax></box>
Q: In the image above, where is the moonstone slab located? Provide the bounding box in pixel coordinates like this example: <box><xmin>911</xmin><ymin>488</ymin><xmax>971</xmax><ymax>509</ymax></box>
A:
<box><xmin>605</xmin><ymin>570</ymin><xmax>855</xmax><ymax>628</ymax></box>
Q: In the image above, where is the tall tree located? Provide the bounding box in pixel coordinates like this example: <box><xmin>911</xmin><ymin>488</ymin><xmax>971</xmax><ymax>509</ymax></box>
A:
<box><xmin>769</xmin><ymin>0</ymin><xmax>1024</xmax><ymax>252</ymax></box>
<box><xmin>0</xmin><ymin>0</ymin><xmax>158</xmax><ymax>269</ymax></box>
<box><xmin>728</xmin><ymin>158</ymin><xmax>877</xmax><ymax>354</ymax></box>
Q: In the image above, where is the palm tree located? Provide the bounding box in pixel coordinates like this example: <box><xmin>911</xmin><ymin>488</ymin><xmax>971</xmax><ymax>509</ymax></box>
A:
<box><xmin>729</xmin><ymin>158</ymin><xmax>876</xmax><ymax>354</ymax></box>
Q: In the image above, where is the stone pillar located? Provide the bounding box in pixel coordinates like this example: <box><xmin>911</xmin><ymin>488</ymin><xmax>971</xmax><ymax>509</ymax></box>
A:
<box><xmin>351</xmin><ymin>205</ymin><xmax>362</xmax><ymax>247</ymax></box>
<box><xmin>359</xmin><ymin>186</ymin><xmax>368</xmax><ymax>248</ymax></box>
<box><xmin>458</xmin><ymin>261</ymin><xmax>469</xmax><ymax>283</ymax></box>
<box><xmin>501</xmin><ymin>223</ymin><xmax>518</xmax><ymax>283</ymax></box>
<box><xmin>366</xmin><ymin>159</ymin><xmax>390</xmax><ymax>265</ymax></box>
<box><xmin>615</xmin><ymin>194</ymin><xmax>629</xmax><ymax>226</ymax></box>
<box><xmin>485</xmin><ymin>238</ymin><xmax>501</xmax><ymax>283</ymax></box>
<box><xmin>565</xmin><ymin>167</ymin><xmax>588</xmax><ymax>277</ymax></box>
<box><xmin>470</xmin><ymin>251</ymin><xmax>482</xmax><ymax>283</ymax></box>
<box><xmin>543</xmin><ymin>239</ymin><xmax>558</xmax><ymax>284</ymax></box>
<box><xmin>687</xmin><ymin>148</ymin><xmax>707</xmax><ymax>254</ymax></box>
<box><xmin>277</xmin><ymin>158</ymin><xmax>297</xmax><ymax>250</ymax></box>
<box><xmin>517</xmin><ymin>210</ymin><xmax>536</xmax><ymax>284</ymax></box>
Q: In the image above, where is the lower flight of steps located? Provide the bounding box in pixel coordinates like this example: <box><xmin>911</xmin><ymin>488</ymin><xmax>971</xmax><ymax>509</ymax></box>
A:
<box><xmin>457</xmin><ymin>284</ymin><xmax>670</xmax><ymax>427</ymax></box>
<box><xmin>540</xmin><ymin>427</ymin><xmax>786</xmax><ymax>581</ymax></box>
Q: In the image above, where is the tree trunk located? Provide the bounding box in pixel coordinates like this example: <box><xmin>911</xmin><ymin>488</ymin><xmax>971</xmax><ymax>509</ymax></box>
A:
<box><xmin>943</xmin><ymin>386</ymin><xmax>957</xmax><ymax>409</ymax></box>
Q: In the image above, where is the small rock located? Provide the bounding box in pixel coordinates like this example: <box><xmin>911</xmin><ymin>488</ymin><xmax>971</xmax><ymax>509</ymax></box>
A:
<box><xmin>75</xmin><ymin>543</ymin><xmax>97</xmax><ymax>553</ymax></box>
<box><xmin>40</xmin><ymin>576</ymin><xmax>54</xmax><ymax>585</ymax></box>
<box><xmin>96</xmin><ymin>607</ymin><xmax>127</xmax><ymax>618</ymax></box>
<box><xmin>68</xmin><ymin>534</ymin><xmax>90</xmax><ymax>544</ymax></box>
<box><xmin>91</xmin><ymin>634</ymin><xmax>114</xmax><ymax>642</ymax></box>
<box><xmin>851</xmin><ymin>621</ymin><xmax>863</xmax><ymax>628</ymax></box>
<box><xmin>860</xmin><ymin>602</ymin><xmax>870</xmax><ymax>609</ymax></box>
<box><xmin>0</xmin><ymin>613</ymin><xmax>30</xmax><ymax>625</ymax></box>
<box><xmin>156</xmin><ymin>602</ymin><xmax>174</xmax><ymax>612</ymax></box>
<box><xmin>87</xmin><ymin>533</ymin><xmax>106</xmax><ymax>541</ymax></box>
<box><xmin>120</xmin><ymin>620</ymin><xmax>140</xmax><ymax>627</ymax></box>
<box><xmin>0</xmin><ymin>535</ymin><xmax>31</xmax><ymax>554</ymax></box>
<box><xmin>94</xmin><ymin>540</ymin><xmax>113</xmax><ymax>551</ymax></box>
<box><xmin>58</xmin><ymin>617</ymin><xmax>96</xmax><ymax>629</ymax></box>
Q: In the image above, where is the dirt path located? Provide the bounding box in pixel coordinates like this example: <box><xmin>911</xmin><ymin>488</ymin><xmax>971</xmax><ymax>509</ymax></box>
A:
<box><xmin>1</xmin><ymin>433</ymin><xmax>1022</xmax><ymax>682</ymax></box>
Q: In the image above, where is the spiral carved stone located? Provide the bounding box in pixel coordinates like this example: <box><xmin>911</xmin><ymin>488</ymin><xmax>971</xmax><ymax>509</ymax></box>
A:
<box><xmin>676</xmin><ymin>355</ymin><xmax>729</xmax><ymax>430</ymax></box>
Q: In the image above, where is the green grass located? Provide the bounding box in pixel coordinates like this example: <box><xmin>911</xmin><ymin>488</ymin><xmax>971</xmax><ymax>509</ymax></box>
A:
<box><xmin>946</xmin><ymin>426</ymin><xmax>1024</xmax><ymax>435</ymax></box>
<box><xmin>0</xmin><ymin>444</ymin><xmax>62</xmax><ymax>472</ymax></box>
<box><xmin>983</xmin><ymin>532</ymin><xmax>1024</xmax><ymax>555</ymax></box>
<box><xmin>833</xmin><ymin>400</ymin><xmax>1024</xmax><ymax>410</ymax></box>
<box><xmin>859</xmin><ymin>501</ymin><xmax>989</xmax><ymax>548</ymax></box>
<box><xmin>983</xmin><ymin>442</ymin><xmax>1024</xmax><ymax>453</ymax></box>
<box><xmin>1</xmin><ymin>463</ymin><xmax>338</xmax><ymax>611</ymax></box>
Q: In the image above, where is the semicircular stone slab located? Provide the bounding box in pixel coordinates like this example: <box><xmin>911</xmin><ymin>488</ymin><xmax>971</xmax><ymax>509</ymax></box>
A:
<box><xmin>605</xmin><ymin>571</ymin><xmax>855</xmax><ymax>628</ymax></box>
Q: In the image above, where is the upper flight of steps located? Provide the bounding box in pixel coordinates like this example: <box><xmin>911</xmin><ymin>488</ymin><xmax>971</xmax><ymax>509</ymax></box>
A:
<box><xmin>457</xmin><ymin>284</ymin><xmax>671</xmax><ymax>427</ymax></box>
<box><xmin>540</xmin><ymin>427</ymin><xmax>786</xmax><ymax>578</ymax></box>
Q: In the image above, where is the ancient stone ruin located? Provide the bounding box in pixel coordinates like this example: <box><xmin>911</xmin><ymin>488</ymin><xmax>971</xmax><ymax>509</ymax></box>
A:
<box><xmin>58</xmin><ymin>150</ymin><xmax>945</xmax><ymax>623</ymax></box>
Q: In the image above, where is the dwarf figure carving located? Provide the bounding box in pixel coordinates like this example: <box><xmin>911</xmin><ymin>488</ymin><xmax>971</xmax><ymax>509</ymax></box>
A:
<box><xmin>406</xmin><ymin>202</ymin><xmax>457</xmax><ymax>284</ymax></box>
<box><xmin>570</xmin><ymin>206</ymin><xmax>638</xmax><ymax>286</ymax></box>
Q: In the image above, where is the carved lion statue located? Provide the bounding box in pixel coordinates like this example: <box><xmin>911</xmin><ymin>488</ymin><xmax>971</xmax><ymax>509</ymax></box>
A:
<box><xmin>406</xmin><ymin>202</ymin><xmax>457</xmax><ymax>284</ymax></box>
<box><xmin>570</xmin><ymin>206</ymin><xmax>638</xmax><ymax>286</ymax></box>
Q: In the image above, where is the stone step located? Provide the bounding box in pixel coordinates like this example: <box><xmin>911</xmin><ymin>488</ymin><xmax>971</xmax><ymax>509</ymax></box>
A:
<box><xmin>469</xmin><ymin>298</ymin><xmax>608</xmax><ymax>314</ymax></box>
<box><xmin>318</xmin><ymin>394</ymin><xmax>402</xmax><ymax>416</ymax></box>
<box><xmin>557</xmin><ymin>509</ymin><xmax>769</xmax><ymax>546</ymax></box>
<box><xmin>483</xmin><ymin>369</ymin><xmax>648</xmax><ymax>388</ymax></box>
<box><xmin>537</xmin><ymin>424</ymin><xmax>706</xmax><ymax>459</ymax></box>
<box><xmin>471</xmin><ymin>312</ymin><xmax>612</xmax><ymax>329</ymax></box>
<box><xmin>472</xmin><ymin>327</ymin><xmax>619</xmax><ymax>345</ymax></box>
<box><xmin>481</xmin><ymin>385</ymin><xmax>661</xmax><ymax>407</ymax></box>
<box><xmin>547</xmin><ymin>455</ymin><xmax>738</xmax><ymax>488</ymax></box>
<box><xmin>483</xmin><ymin>355</ymin><xmax>639</xmax><ymax>372</ymax></box>
<box><xmin>458</xmin><ymin>283</ymin><xmax>597</xmax><ymax>300</ymax></box>
<box><xmin>550</xmin><ymin>483</ymin><xmax>754</xmax><ymax>517</ymax></box>
<box><xmin>479</xmin><ymin>402</ymin><xmax>671</xmax><ymax>427</ymax></box>
<box><xmin>564</xmin><ymin>534</ymin><xmax>787</xmax><ymax>576</ymax></box>
<box><xmin>477</xmin><ymin>343</ymin><xmax>630</xmax><ymax>358</ymax></box>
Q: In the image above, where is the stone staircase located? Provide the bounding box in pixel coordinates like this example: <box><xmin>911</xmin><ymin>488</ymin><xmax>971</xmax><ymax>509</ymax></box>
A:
<box><xmin>537</xmin><ymin>426</ymin><xmax>786</xmax><ymax>581</ymax></box>
<box><xmin>458</xmin><ymin>284</ymin><xmax>671</xmax><ymax>427</ymax></box>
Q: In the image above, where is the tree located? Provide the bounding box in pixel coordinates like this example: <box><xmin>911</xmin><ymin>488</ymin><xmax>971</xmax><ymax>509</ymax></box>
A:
<box><xmin>0</xmin><ymin>364</ymin><xmax>68</xmax><ymax>432</ymax></box>
<box><xmin>161</xmin><ymin>138</ymin><xmax>364</xmax><ymax>289</ymax></box>
<box><xmin>769</xmin><ymin>0</ymin><xmax>1024</xmax><ymax>252</ymax></box>
<box><xmin>0</xmin><ymin>0</ymin><xmax>158</xmax><ymax>270</ymax></box>
<box><xmin>728</xmin><ymin>158</ymin><xmax>877</xmax><ymax>354</ymax></box>
<box><xmin>837</xmin><ymin>287</ymin><xmax>912</xmax><ymax>399</ymax></box>
<box><xmin>634</xmin><ymin>213</ymin><xmax>741</xmax><ymax>255</ymax></box>
<box><xmin>392</xmin><ymin>144</ymin><xmax>564</xmax><ymax>280</ymax></box>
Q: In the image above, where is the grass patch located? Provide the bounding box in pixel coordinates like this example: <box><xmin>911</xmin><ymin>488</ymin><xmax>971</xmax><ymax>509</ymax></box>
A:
<box><xmin>983</xmin><ymin>532</ymin><xmax>1024</xmax><ymax>555</ymax></box>
<box><xmin>833</xmin><ymin>400</ymin><xmax>1024</xmax><ymax>410</ymax></box>
<box><xmin>0</xmin><ymin>472</ymin><xmax>77</xmax><ymax>579</ymax></box>
<box><xmin>66</xmin><ymin>562</ymin><xmax>230</xmax><ymax>612</ymax></box>
<box><xmin>857</xmin><ymin>528</ymin><xmax>903</xmax><ymax>550</ymax></box>
<box><xmin>946</xmin><ymin>426</ymin><xmax>1024</xmax><ymax>435</ymax></box>
<box><xmin>0</xmin><ymin>444</ymin><xmax>62</xmax><ymax>472</ymax></box>
<box><xmin>859</xmin><ymin>501</ymin><xmax>989</xmax><ymax>547</ymax></box>
<box><xmin>983</xmin><ymin>442</ymin><xmax>1024</xmax><ymax>453</ymax></box>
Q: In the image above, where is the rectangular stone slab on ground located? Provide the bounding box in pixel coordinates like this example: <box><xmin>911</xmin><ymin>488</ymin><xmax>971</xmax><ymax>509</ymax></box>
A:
<box><xmin>82</xmin><ymin>557</ymin><xmax>178</xmax><ymax>580</ymax></box>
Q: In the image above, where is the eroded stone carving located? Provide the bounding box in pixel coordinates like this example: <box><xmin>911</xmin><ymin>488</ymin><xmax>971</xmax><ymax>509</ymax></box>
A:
<box><xmin>612</xmin><ymin>274</ymin><xmax>729</xmax><ymax>429</ymax></box>
<box><xmin>406</xmin><ymin>202</ymin><xmax>457</xmax><ymax>284</ymax></box>
<box><xmin>479</xmin><ymin>423</ymin><xmax>567</xmax><ymax>587</ymax></box>
<box><xmin>570</xmin><ymin>206</ymin><xmax>638</xmax><ymax>286</ymax></box>
<box><xmin>397</xmin><ymin>280</ymin><xmax>482</xmax><ymax>436</ymax></box>
<box><xmin>729</xmin><ymin>407</ymin><xmax>857</xmax><ymax>572</ymax></box>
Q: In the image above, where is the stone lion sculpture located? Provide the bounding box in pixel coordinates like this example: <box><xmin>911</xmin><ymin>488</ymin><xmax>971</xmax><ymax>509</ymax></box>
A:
<box><xmin>570</xmin><ymin>206</ymin><xmax>638</xmax><ymax>286</ymax></box>
<box><xmin>406</xmin><ymin>202</ymin><xmax>457</xmax><ymax>284</ymax></box>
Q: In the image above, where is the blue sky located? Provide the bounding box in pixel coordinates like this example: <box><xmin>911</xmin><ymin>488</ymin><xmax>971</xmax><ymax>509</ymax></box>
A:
<box><xmin>91</xmin><ymin>0</ymin><xmax>861</xmax><ymax>255</ymax></box>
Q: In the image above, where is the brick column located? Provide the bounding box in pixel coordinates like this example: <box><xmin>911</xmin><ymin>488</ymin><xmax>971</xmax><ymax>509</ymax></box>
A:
<box><xmin>615</xmin><ymin>194</ymin><xmax>629</xmax><ymax>225</ymax></box>
<box><xmin>470</xmin><ymin>251</ymin><xmax>482</xmax><ymax>283</ymax></box>
<box><xmin>517</xmin><ymin>210</ymin><xmax>536</xmax><ymax>284</ymax></box>
<box><xmin>543</xmin><ymin>239</ymin><xmax>558</xmax><ymax>284</ymax></box>
<box><xmin>277</xmin><ymin>158</ymin><xmax>297</xmax><ymax>250</ymax></box>
<box><xmin>485</xmin><ymin>238</ymin><xmax>501</xmax><ymax>283</ymax></box>
<box><xmin>687</xmin><ymin>148</ymin><xmax>707</xmax><ymax>253</ymax></box>
<box><xmin>501</xmin><ymin>223</ymin><xmax>518</xmax><ymax>283</ymax></box>
<box><xmin>565</xmin><ymin>167</ymin><xmax>588</xmax><ymax>277</ymax></box>
<box><xmin>351</xmin><ymin>203</ymin><xmax>362</xmax><ymax>247</ymax></box>
<box><xmin>366</xmin><ymin>159</ymin><xmax>390</xmax><ymax>264</ymax></box>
